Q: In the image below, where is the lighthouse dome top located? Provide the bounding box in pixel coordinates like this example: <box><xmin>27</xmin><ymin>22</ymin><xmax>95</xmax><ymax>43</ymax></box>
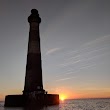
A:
<box><xmin>31</xmin><ymin>9</ymin><xmax>38</xmax><ymax>15</ymax></box>
<box><xmin>28</xmin><ymin>9</ymin><xmax>41</xmax><ymax>23</ymax></box>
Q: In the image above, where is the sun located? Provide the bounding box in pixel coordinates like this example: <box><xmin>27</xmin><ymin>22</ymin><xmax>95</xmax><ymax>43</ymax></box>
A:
<box><xmin>60</xmin><ymin>94</ymin><xmax>66</xmax><ymax>101</ymax></box>
<box><xmin>60</xmin><ymin>96</ymin><xmax>65</xmax><ymax>101</ymax></box>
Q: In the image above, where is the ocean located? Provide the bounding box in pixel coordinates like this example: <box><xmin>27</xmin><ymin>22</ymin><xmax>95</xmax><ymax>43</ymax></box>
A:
<box><xmin>0</xmin><ymin>98</ymin><xmax>110</xmax><ymax>110</ymax></box>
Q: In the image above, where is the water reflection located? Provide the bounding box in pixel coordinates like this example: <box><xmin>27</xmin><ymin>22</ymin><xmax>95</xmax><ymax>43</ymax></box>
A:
<box><xmin>2</xmin><ymin>99</ymin><xmax>60</xmax><ymax>110</ymax></box>
<box><xmin>2</xmin><ymin>99</ymin><xmax>110</xmax><ymax>110</ymax></box>
<box><xmin>24</xmin><ymin>106</ymin><xmax>43</xmax><ymax>110</ymax></box>
<box><xmin>24</xmin><ymin>104</ymin><xmax>59</xmax><ymax>110</ymax></box>
<box><xmin>4</xmin><ymin>107</ymin><xmax>24</xmax><ymax>110</ymax></box>
<box><xmin>4</xmin><ymin>105</ymin><xmax>59</xmax><ymax>110</ymax></box>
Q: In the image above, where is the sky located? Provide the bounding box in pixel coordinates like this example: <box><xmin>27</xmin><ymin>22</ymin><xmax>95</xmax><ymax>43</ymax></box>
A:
<box><xmin>0</xmin><ymin>0</ymin><xmax>110</xmax><ymax>100</ymax></box>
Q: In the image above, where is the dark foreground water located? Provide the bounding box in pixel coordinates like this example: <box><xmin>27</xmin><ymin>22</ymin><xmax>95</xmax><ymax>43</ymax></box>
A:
<box><xmin>0</xmin><ymin>98</ymin><xmax>110</xmax><ymax>110</ymax></box>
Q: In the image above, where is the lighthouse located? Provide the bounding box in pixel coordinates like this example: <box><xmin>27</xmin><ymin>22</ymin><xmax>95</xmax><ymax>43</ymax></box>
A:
<box><xmin>4</xmin><ymin>9</ymin><xmax>59</xmax><ymax>107</ymax></box>
<box><xmin>23</xmin><ymin>9</ymin><xmax>44</xmax><ymax>94</ymax></box>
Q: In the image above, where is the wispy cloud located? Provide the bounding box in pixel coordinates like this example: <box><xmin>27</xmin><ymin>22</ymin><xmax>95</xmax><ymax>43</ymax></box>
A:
<box><xmin>56</xmin><ymin>76</ymin><xmax>76</xmax><ymax>82</ymax></box>
<box><xmin>56</xmin><ymin>64</ymin><xmax>96</xmax><ymax>78</ymax></box>
<box><xmin>45</xmin><ymin>48</ymin><xmax>61</xmax><ymax>55</ymax></box>
<box><xmin>58</xmin><ymin>35</ymin><xmax>110</xmax><ymax>68</ymax></box>
<box><xmin>59</xmin><ymin>51</ymin><xmax>108</xmax><ymax>68</ymax></box>
<box><xmin>59</xmin><ymin>60</ymin><xmax>81</xmax><ymax>67</ymax></box>
<box><xmin>66</xmin><ymin>35</ymin><xmax>110</xmax><ymax>56</ymax></box>
<box><xmin>81</xmin><ymin>35</ymin><xmax>110</xmax><ymax>48</ymax></box>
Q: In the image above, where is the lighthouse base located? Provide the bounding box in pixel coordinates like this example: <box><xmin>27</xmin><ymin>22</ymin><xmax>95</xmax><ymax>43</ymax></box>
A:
<box><xmin>4</xmin><ymin>94</ymin><xmax>59</xmax><ymax>107</ymax></box>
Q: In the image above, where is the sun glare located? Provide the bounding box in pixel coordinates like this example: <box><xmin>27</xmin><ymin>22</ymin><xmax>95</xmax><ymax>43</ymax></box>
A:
<box><xmin>60</xmin><ymin>94</ymin><xmax>66</xmax><ymax>101</ymax></box>
<box><xmin>60</xmin><ymin>97</ymin><xmax>65</xmax><ymax>101</ymax></box>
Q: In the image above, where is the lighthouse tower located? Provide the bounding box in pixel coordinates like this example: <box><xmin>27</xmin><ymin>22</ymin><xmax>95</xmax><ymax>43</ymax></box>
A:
<box><xmin>23</xmin><ymin>9</ymin><xmax>44</xmax><ymax>94</ymax></box>
<box><xmin>4</xmin><ymin>9</ymin><xmax>59</xmax><ymax>107</ymax></box>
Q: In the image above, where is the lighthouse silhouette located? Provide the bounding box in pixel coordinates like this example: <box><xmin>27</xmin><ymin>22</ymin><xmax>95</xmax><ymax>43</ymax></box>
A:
<box><xmin>4</xmin><ymin>9</ymin><xmax>59</xmax><ymax>107</ymax></box>
<box><xmin>23</xmin><ymin>9</ymin><xmax>44</xmax><ymax>94</ymax></box>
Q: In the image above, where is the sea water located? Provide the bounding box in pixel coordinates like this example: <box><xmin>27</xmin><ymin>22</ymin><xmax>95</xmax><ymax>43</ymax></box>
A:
<box><xmin>0</xmin><ymin>98</ymin><xmax>110</xmax><ymax>110</ymax></box>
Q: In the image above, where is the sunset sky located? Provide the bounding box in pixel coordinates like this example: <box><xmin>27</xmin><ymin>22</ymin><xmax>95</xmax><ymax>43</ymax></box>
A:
<box><xmin>0</xmin><ymin>0</ymin><xmax>110</xmax><ymax>100</ymax></box>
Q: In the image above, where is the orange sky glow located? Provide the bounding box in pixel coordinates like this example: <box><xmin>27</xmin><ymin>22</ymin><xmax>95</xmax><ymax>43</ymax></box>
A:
<box><xmin>0</xmin><ymin>88</ymin><xmax>110</xmax><ymax>101</ymax></box>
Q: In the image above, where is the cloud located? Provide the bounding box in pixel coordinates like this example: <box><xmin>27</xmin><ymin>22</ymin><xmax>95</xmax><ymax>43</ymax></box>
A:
<box><xmin>67</xmin><ymin>35</ymin><xmax>110</xmax><ymax>56</ymax></box>
<box><xmin>58</xmin><ymin>35</ymin><xmax>110</xmax><ymax>69</ymax></box>
<box><xmin>56</xmin><ymin>76</ymin><xmax>76</xmax><ymax>82</ymax></box>
<box><xmin>59</xmin><ymin>60</ymin><xmax>81</xmax><ymax>67</ymax></box>
<box><xmin>81</xmin><ymin>35</ymin><xmax>110</xmax><ymax>48</ymax></box>
<box><xmin>56</xmin><ymin>64</ymin><xmax>96</xmax><ymax>78</ymax></box>
<box><xmin>45</xmin><ymin>48</ymin><xmax>61</xmax><ymax>55</ymax></box>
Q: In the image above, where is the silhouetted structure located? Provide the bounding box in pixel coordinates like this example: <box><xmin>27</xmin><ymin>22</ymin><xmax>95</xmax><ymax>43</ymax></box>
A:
<box><xmin>23</xmin><ymin>9</ymin><xmax>44</xmax><ymax>95</ymax></box>
<box><xmin>4</xmin><ymin>9</ymin><xmax>59</xmax><ymax>107</ymax></box>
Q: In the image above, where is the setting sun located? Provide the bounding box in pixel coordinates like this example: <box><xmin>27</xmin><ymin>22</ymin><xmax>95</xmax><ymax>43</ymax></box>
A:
<box><xmin>60</xmin><ymin>94</ymin><xmax>67</xmax><ymax>101</ymax></box>
<box><xmin>60</xmin><ymin>97</ymin><xmax>65</xmax><ymax>101</ymax></box>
